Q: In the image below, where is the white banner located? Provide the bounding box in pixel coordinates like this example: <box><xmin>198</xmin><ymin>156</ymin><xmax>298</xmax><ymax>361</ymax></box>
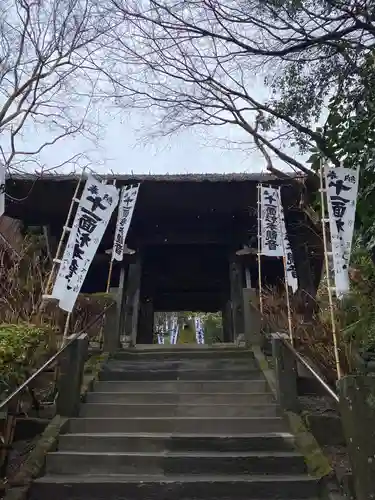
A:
<box><xmin>112</xmin><ymin>184</ymin><xmax>139</xmax><ymax>261</ymax></box>
<box><xmin>0</xmin><ymin>164</ymin><xmax>5</xmax><ymax>217</ymax></box>
<box><xmin>195</xmin><ymin>316</ymin><xmax>205</xmax><ymax>344</ymax></box>
<box><xmin>260</xmin><ymin>186</ymin><xmax>283</xmax><ymax>257</ymax></box>
<box><xmin>170</xmin><ymin>317</ymin><xmax>179</xmax><ymax>345</ymax></box>
<box><xmin>52</xmin><ymin>175</ymin><xmax>119</xmax><ymax>312</ymax></box>
<box><xmin>260</xmin><ymin>185</ymin><xmax>298</xmax><ymax>292</ymax></box>
<box><xmin>325</xmin><ymin>166</ymin><xmax>359</xmax><ymax>297</ymax></box>
<box><xmin>278</xmin><ymin>195</ymin><xmax>298</xmax><ymax>293</ymax></box>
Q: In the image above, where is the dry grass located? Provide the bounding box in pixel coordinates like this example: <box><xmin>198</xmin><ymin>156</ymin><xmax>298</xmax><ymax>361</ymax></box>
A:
<box><xmin>0</xmin><ymin>235</ymin><xmax>51</xmax><ymax>324</ymax></box>
<box><xmin>258</xmin><ymin>286</ymin><xmax>349</xmax><ymax>383</ymax></box>
<box><xmin>0</xmin><ymin>235</ymin><xmax>115</xmax><ymax>344</ymax></box>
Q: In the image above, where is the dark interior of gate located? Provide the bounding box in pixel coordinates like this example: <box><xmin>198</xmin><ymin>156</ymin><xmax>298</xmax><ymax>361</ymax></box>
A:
<box><xmin>6</xmin><ymin>173</ymin><xmax>323</xmax><ymax>343</ymax></box>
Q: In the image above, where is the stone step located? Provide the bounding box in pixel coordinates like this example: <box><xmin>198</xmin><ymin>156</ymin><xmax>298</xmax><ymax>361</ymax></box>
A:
<box><xmin>94</xmin><ymin>380</ymin><xmax>268</xmax><ymax>393</ymax></box>
<box><xmin>46</xmin><ymin>450</ymin><xmax>307</xmax><ymax>476</ymax></box>
<box><xmin>99</xmin><ymin>368</ymin><xmax>263</xmax><ymax>381</ymax></box>
<box><xmin>105</xmin><ymin>359</ymin><xmax>258</xmax><ymax>371</ymax></box>
<box><xmin>58</xmin><ymin>432</ymin><xmax>296</xmax><ymax>453</ymax></box>
<box><xmin>111</xmin><ymin>347</ymin><xmax>254</xmax><ymax>360</ymax></box>
<box><xmin>85</xmin><ymin>391</ymin><xmax>275</xmax><ymax>405</ymax></box>
<box><xmin>68</xmin><ymin>417</ymin><xmax>287</xmax><ymax>434</ymax></box>
<box><xmin>79</xmin><ymin>403</ymin><xmax>280</xmax><ymax>418</ymax></box>
<box><xmin>31</xmin><ymin>474</ymin><xmax>319</xmax><ymax>499</ymax></box>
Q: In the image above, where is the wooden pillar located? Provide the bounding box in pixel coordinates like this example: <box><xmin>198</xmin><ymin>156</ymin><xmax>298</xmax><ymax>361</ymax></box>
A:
<box><xmin>116</xmin><ymin>262</ymin><xmax>128</xmax><ymax>347</ymax></box>
<box><xmin>103</xmin><ymin>305</ymin><xmax>119</xmax><ymax>353</ymax></box>
<box><xmin>122</xmin><ymin>255</ymin><xmax>141</xmax><ymax>346</ymax></box>
<box><xmin>137</xmin><ymin>298</ymin><xmax>154</xmax><ymax>344</ymax></box>
<box><xmin>42</xmin><ymin>225</ymin><xmax>57</xmax><ymax>262</ymax></box>
<box><xmin>229</xmin><ymin>253</ymin><xmax>245</xmax><ymax>341</ymax></box>
<box><xmin>244</xmin><ymin>264</ymin><xmax>252</xmax><ymax>288</ymax></box>
<box><xmin>293</xmin><ymin>240</ymin><xmax>316</xmax><ymax>315</ymax></box>
<box><xmin>222</xmin><ymin>300</ymin><xmax>233</xmax><ymax>343</ymax></box>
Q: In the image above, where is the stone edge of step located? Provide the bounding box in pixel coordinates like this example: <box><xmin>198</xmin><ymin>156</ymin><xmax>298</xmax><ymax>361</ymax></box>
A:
<box><xmin>59</xmin><ymin>431</ymin><xmax>295</xmax><ymax>438</ymax></box>
<box><xmin>47</xmin><ymin>450</ymin><xmax>304</xmax><ymax>458</ymax></box>
<box><xmin>67</xmin><ymin>416</ymin><xmax>285</xmax><ymax>420</ymax></box>
<box><xmin>34</xmin><ymin>473</ymin><xmax>318</xmax><ymax>483</ymax></box>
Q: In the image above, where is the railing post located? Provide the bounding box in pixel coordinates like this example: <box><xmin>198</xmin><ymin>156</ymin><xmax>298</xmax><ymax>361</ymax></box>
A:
<box><xmin>338</xmin><ymin>374</ymin><xmax>375</xmax><ymax>500</ymax></box>
<box><xmin>271</xmin><ymin>333</ymin><xmax>299</xmax><ymax>412</ymax></box>
<box><xmin>56</xmin><ymin>333</ymin><xmax>88</xmax><ymax>417</ymax></box>
<box><xmin>0</xmin><ymin>395</ymin><xmax>20</xmax><ymax>477</ymax></box>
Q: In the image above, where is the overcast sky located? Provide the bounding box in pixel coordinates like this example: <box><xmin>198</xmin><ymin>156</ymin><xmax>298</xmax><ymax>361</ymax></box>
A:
<box><xmin>25</xmin><ymin>102</ymin><xmax>300</xmax><ymax>176</ymax></box>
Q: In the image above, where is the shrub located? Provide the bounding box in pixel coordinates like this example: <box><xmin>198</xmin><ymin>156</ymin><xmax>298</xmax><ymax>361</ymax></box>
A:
<box><xmin>256</xmin><ymin>243</ymin><xmax>375</xmax><ymax>381</ymax></box>
<box><xmin>0</xmin><ymin>234</ymin><xmax>115</xmax><ymax>341</ymax></box>
<box><xmin>338</xmin><ymin>246</ymin><xmax>375</xmax><ymax>364</ymax></box>
<box><xmin>257</xmin><ymin>286</ymin><xmax>344</xmax><ymax>383</ymax></box>
<box><xmin>0</xmin><ymin>324</ymin><xmax>54</xmax><ymax>393</ymax></box>
<box><xmin>0</xmin><ymin>234</ymin><xmax>48</xmax><ymax>324</ymax></box>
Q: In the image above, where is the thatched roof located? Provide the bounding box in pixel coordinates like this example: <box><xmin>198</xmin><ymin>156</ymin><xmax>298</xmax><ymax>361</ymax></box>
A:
<box><xmin>5</xmin><ymin>170</ymin><xmax>306</xmax><ymax>227</ymax></box>
<box><xmin>6</xmin><ymin>171</ymin><xmax>304</xmax><ymax>183</ymax></box>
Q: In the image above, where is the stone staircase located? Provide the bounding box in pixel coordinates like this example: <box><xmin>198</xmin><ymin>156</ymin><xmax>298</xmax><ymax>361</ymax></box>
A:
<box><xmin>30</xmin><ymin>346</ymin><xmax>321</xmax><ymax>499</ymax></box>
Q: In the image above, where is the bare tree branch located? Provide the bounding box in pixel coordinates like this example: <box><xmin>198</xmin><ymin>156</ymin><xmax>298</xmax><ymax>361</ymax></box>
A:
<box><xmin>0</xmin><ymin>0</ymin><xmax>121</xmax><ymax>178</ymax></box>
<box><xmin>106</xmin><ymin>0</ymin><xmax>375</xmax><ymax>174</ymax></box>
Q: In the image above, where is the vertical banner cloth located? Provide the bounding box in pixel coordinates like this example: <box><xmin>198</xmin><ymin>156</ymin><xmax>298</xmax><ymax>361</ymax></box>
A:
<box><xmin>171</xmin><ymin>325</ymin><xmax>179</xmax><ymax>345</ymax></box>
<box><xmin>157</xmin><ymin>321</ymin><xmax>166</xmax><ymax>344</ymax></box>
<box><xmin>170</xmin><ymin>316</ymin><xmax>179</xmax><ymax>345</ymax></box>
<box><xmin>194</xmin><ymin>316</ymin><xmax>205</xmax><ymax>345</ymax></box>
<box><xmin>324</xmin><ymin>166</ymin><xmax>360</xmax><ymax>297</ymax></box>
<box><xmin>260</xmin><ymin>186</ymin><xmax>283</xmax><ymax>257</ymax></box>
<box><xmin>52</xmin><ymin>175</ymin><xmax>119</xmax><ymax>312</ymax></box>
<box><xmin>0</xmin><ymin>164</ymin><xmax>5</xmax><ymax>217</ymax></box>
<box><xmin>278</xmin><ymin>194</ymin><xmax>298</xmax><ymax>294</ymax></box>
<box><xmin>260</xmin><ymin>185</ymin><xmax>298</xmax><ymax>292</ymax></box>
<box><xmin>112</xmin><ymin>183</ymin><xmax>139</xmax><ymax>261</ymax></box>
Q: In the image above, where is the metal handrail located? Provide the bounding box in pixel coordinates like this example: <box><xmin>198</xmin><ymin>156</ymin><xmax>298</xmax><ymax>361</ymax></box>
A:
<box><xmin>0</xmin><ymin>301</ymin><xmax>115</xmax><ymax>412</ymax></box>
<box><xmin>276</xmin><ymin>333</ymin><xmax>340</xmax><ymax>403</ymax></box>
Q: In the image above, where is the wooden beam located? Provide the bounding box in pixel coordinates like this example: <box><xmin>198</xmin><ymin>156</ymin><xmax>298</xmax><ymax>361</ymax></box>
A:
<box><xmin>229</xmin><ymin>252</ymin><xmax>245</xmax><ymax>339</ymax></box>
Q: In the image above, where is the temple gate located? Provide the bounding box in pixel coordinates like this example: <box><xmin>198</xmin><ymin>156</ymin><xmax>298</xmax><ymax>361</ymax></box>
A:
<box><xmin>5</xmin><ymin>173</ymin><xmax>323</xmax><ymax>344</ymax></box>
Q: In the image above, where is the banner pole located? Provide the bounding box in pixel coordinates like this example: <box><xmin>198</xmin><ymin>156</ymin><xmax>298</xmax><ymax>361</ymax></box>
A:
<box><xmin>106</xmin><ymin>260</ymin><xmax>114</xmax><ymax>294</ymax></box>
<box><xmin>62</xmin><ymin>312</ymin><xmax>71</xmax><ymax>345</ymax></box>
<box><xmin>257</xmin><ymin>184</ymin><xmax>264</xmax><ymax>316</ymax></box>
<box><xmin>105</xmin><ymin>179</ymin><xmax>117</xmax><ymax>294</ymax></box>
<box><xmin>41</xmin><ymin>168</ymin><xmax>86</xmax><ymax>304</ymax></box>
<box><xmin>276</xmin><ymin>187</ymin><xmax>294</xmax><ymax>345</ymax></box>
<box><xmin>319</xmin><ymin>160</ymin><xmax>341</xmax><ymax>380</ymax></box>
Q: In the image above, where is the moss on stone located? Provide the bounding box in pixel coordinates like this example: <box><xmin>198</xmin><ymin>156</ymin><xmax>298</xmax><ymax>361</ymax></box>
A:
<box><xmin>7</xmin><ymin>415</ymin><xmax>68</xmax><ymax>488</ymax></box>
<box><xmin>252</xmin><ymin>346</ymin><xmax>277</xmax><ymax>395</ymax></box>
<box><xmin>253</xmin><ymin>345</ymin><xmax>333</xmax><ymax>480</ymax></box>
<box><xmin>287</xmin><ymin>411</ymin><xmax>333</xmax><ymax>478</ymax></box>
<box><xmin>81</xmin><ymin>353</ymin><xmax>109</xmax><ymax>400</ymax></box>
<box><xmin>4</xmin><ymin>351</ymin><xmax>109</xmax><ymax>500</ymax></box>
<box><xmin>2</xmin><ymin>486</ymin><xmax>29</xmax><ymax>500</ymax></box>
<box><xmin>84</xmin><ymin>352</ymin><xmax>109</xmax><ymax>375</ymax></box>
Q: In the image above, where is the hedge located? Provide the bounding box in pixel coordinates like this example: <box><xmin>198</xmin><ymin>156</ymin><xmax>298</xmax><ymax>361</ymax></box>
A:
<box><xmin>0</xmin><ymin>324</ymin><xmax>54</xmax><ymax>393</ymax></box>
